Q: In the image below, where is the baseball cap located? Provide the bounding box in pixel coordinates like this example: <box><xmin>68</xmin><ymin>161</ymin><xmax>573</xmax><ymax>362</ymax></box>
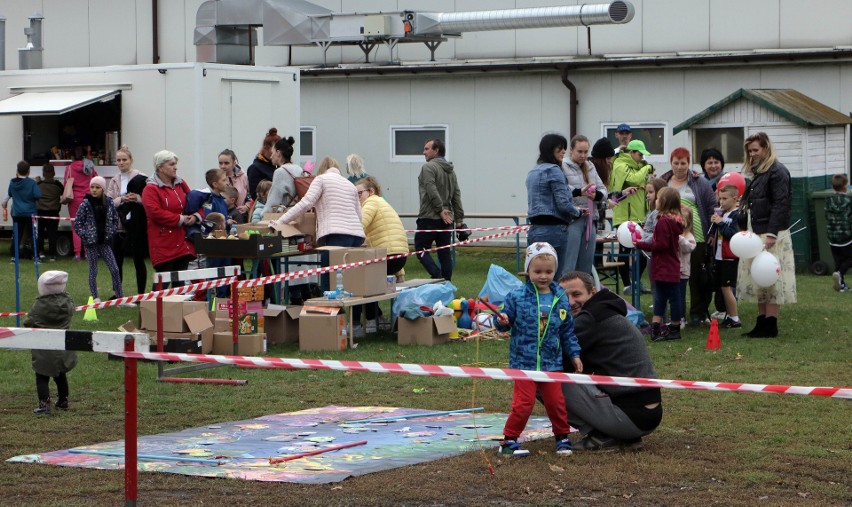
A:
<box><xmin>626</xmin><ymin>140</ymin><xmax>651</xmax><ymax>156</ymax></box>
<box><xmin>616</xmin><ymin>123</ymin><xmax>631</xmax><ymax>133</ymax></box>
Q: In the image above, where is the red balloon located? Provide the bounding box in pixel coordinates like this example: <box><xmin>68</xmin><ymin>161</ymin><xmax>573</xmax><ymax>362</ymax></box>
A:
<box><xmin>718</xmin><ymin>172</ymin><xmax>746</xmax><ymax>197</ymax></box>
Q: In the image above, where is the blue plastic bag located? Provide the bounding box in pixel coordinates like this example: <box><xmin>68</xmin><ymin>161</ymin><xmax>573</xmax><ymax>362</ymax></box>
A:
<box><xmin>477</xmin><ymin>264</ymin><xmax>522</xmax><ymax>306</ymax></box>
<box><xmin>392</xmin><ymin>281</ymin><xmax>457</xmax><ymax>318</ymax></box>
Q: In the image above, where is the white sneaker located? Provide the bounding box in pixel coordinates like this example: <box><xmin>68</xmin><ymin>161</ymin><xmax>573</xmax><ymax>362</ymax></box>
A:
<box><xmin>365</xmin><ymin>319</ymin><xmax>377</xmax><ymax>333</ymax></box>
<box><xmin>621</xmin><ymin>284</ymin><xmax>632</xmax><ymax>295</ymax></box>
<box><xmin>832</xmin><ymin>272</ymin><xmax>842</xmax><ymax>292</ymax></box>
<box><xmin>92</xmin><ymin>298</ymin><xmax>101</xmax><ymax>304</ymax></box>
<box><xmin>376</xmin><ymin>315</ymin><xmax>391</xmax><ymax>330</ymax></box>
<box><xmin>352</xmin><ymin>325</ymin><xmax>365</xmax><ymax>338</ymax></box>
<box><xmin>710</xmin><ymin>311</ymin><xmax>726</xmax><ymax>320</ymax></box>
<box><xmin>119</xmin><ymin>302</ymin><xmax>137</xmax><ymax>308</ymax></box>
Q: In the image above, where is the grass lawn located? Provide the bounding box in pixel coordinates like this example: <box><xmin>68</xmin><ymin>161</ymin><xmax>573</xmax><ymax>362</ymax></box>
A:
<box><xmin>0</xmin><ymin>242</ymin><xmax>850</xmax><ymax>506</ymax></box>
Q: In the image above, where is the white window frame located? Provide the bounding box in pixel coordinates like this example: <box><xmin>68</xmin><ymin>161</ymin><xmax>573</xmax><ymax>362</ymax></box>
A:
<box><xmin>601</xmin><ymin>121</ymin><xmax>668</xmax><ymax>164</ymax></box>
<box><xmin>390</xmin><ymin>124</ymin><xmax>449</xmax><ymax>163</ymax></box>
<box><xmin>299</xmin><ymin>126</ymin><xmax>316</xmax><ymax>163</ymax></box>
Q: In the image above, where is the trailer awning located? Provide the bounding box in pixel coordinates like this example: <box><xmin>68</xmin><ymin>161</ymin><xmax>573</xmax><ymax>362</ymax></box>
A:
<box><xmin>0</xmin><ymin>89</ymin><xmax>120</xmax><ymax>116</ymax></box>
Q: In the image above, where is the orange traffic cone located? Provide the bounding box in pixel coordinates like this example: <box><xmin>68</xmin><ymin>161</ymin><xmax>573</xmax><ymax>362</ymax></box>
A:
<box><xmin>705</xmin><ymin>319</ymin><xmax>721</xmax><ymax>350</ymax></box>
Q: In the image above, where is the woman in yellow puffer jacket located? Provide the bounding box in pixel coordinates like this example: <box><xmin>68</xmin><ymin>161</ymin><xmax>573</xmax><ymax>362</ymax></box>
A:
<box><xmin>351</xmin><ymin>176</ymin><xmax>409</xmax><ymax>336</ymax></box>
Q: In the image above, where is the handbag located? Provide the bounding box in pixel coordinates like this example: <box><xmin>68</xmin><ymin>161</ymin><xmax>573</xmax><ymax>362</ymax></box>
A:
<box><xmin>60</xmin><ymin>177</ymin><xmax>74</xmax><ymax>205</ymax></box>
<box><xmin>737</xmin><ymin>175</ymin><xmax>758</xmax><ymax>231</ymax></box>
<box><xmin>285</xmin><ymin>169</ymin><xmax>316</xmax><ymax>206</ymax></box>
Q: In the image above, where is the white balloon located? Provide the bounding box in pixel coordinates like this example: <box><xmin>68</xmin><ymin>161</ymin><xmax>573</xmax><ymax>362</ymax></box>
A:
<box><xmin>750</xmin><ymin>251</ymin><xmax>781</xmax><ymax>287</ymax></box>
<box><xmin>729</xmin><ymin>231</ymin><xmax>763</xmax><ymax>259</ymax></box>
<box><xmin>617</xmin><ymin>221</ymin><xmax>637</xmax><ymax>248</ymax></box>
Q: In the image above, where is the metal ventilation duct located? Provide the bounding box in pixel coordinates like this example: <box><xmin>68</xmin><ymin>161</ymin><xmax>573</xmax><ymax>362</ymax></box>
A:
<box><xmin>411</xmin><ymin>1</ymin><xmax>635</xmax><ymax>35</ymax></box>
<box><xmin>0</xmin><ymin>16</ymin><xmax>6</xmax><ymax>71</ymax></box>
<box><xmin>18</xmin><ymin>13</ymin><xmax>43</xmax><ymax>70</ymax></box>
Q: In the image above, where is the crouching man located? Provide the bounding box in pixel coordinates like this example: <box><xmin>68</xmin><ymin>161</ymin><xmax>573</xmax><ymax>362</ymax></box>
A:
<box><xmin>559</xmin><ymin>271</ymin><xmax>663</xmax><ymax>450</ymax></box>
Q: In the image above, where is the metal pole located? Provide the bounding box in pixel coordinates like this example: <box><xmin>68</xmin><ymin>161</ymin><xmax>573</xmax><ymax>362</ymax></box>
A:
<box><xmin>32</xmin><ymin>217</ymin><xmax>40</xmax><ymax>279</ymax></box>
<box><xmin>156</xmin><ymin>277</ymin><xmax>164</xmax><ymax>381</ymax></box>
<box><xmin>13</xmin><ymin>221</ymin><xmax>20</xmax><ymax>326</ymax></box>
<box><xmin>124</xmin><ymin>335</ymin><xmax>138</xmax><ymax>506</ymax></box>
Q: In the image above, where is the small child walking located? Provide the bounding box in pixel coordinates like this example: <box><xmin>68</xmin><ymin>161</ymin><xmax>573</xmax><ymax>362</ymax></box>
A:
<box><xmin>73</xmin><ymin>176</ymin><xmax>124</xmax><ymax>303</ymax></box>
<box><xmin>825</xmin><ymin>174</ymin><xmax>851</xmax><ymax>292</ymax></box>
<box><xmin>496</xmin><ymin>242</ymin><xmax>583</xmax><ymax>457</ymax></box>
<box><xmin>634</xmin><ymin>187</ymin><xmax>685</xmax><ymax>342</ymax></box>
<box><xmin>25</xmin><ymin>271</ymin><xmax>76</xmax><ymax>414</ymax></box>
<box><xmin>709</xmin><ymin>184</ymin><xmax>742</xmax><ymax>326</ymax></box>
<box><xmin>678</xmin><ymin>207</ymin><xmax>697</xmax><ymax>329</ymax></box>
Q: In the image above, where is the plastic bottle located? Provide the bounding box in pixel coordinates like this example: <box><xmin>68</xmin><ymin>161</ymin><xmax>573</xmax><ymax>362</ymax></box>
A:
<box><xmin>335</xmin><ymin>269</ymin><xmax>345</xmax><ymax>299</ymax></box>
<box><xmin>230</xmin><ymin>225</ymin><xmax>237</xmax><ymax>237</ymax></box>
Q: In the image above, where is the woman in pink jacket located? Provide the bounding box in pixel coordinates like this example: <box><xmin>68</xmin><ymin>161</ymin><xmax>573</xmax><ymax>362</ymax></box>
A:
<box><xmin>272</xmin><ymin>157</ymin><xmax>365</xmax><ymax>247</ymax></box>
<box><xmin>64</xmin><ymin>148</ymin><xmax>97</xmax><ymax>260</ymax></box>
<box><xmin>218</xmin><ymin>149</ymin><xmax>250</xmax><ymax>216</ymax></box>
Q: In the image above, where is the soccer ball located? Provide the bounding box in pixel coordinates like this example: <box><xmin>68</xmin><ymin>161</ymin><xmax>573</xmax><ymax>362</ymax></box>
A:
<box><xmin>473</xmin><ymin>313</ymin><xmax>495</xmax><ymax>331</ymax></box>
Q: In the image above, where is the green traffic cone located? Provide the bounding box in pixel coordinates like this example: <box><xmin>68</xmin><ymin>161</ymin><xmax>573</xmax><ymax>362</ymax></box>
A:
<box><xmin>83</xmin><ymin>296</ymin><xmax>98</xmax><ymax>322</ymax></box>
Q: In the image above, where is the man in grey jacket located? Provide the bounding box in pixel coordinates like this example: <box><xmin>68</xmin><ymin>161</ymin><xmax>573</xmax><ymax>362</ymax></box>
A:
<box><xmin>559</xmin><ymin>271</ymin><xmax>663</xmax><ymax>450</ymax></box>
<box><xmin>415</xmin><ymin>139</ymin><xmax>464</xmax><ymax>280</ymax></box>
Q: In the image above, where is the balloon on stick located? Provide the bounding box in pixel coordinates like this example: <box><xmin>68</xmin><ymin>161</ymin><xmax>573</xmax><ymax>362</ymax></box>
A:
<box><xmin>729</xmin><ymin>231</ymin><xmax>763</xmax><ymax>259</ymax></box>
<box><xmin>617</xmin><ymin>221</ymin><xmax>638</xmax><ymax>248</ymax></box>
<box><xmin>750</xmin><ymin>251</ymin><xmax>781</xmax><ymax>287</ymax></box>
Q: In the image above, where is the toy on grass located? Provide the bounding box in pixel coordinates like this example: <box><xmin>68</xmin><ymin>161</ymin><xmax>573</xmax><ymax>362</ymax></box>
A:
<box><xmin>457</xmin><ymin>300</ymin><xmax>473</xmax><ymax>330</ymax></box>
<box><xmin>473</xmin><ymin>313</ymin><xmax>495</xmax><ymax>331</ymax></box>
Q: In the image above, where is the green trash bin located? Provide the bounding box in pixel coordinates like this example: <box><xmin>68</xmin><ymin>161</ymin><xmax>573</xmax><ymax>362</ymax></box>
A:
<box><xmin>809</xmin><ymin>190</ymin><xmax>838</xmax><ymax>275</ymax></box>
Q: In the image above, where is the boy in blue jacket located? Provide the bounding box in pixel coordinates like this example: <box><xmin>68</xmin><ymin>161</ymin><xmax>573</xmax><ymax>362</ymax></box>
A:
<box><xmin>3</xmin><ymin>161</ymin><xmax>42</xmax><ymax>259</ymax></box>
<box><xmin>496</xmin><ymin>242</ymin><xmax>583</xmax><ymax>457</ymax></box>
<box><xmin>709</xmin><ymin>184</ymin><xmax>741</xmax><ymax>328</ymax></box>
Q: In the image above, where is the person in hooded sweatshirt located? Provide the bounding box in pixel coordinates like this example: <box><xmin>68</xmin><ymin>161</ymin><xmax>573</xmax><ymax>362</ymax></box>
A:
<box><xmin>73</xmin><ymin>176</ymin><xmax>125</xmax><ymax>304</ymax></box>
<box><xmin>558</xmin><ymin>270</ymin><xmax>663</xmax><ymax>451</ymax></box>
<box><xmin>3</xmin><ymin>161</ymin><xmax>42</xmax><ymax>259</ymax></box>
<box><xmin>26</xmin><ymin>271</ymin><xmax>76</xmax><ymax>415</ymax></box>
<box><xmin>414</xmin><ymin>139</ymin><xmax>465</xmax><ymax>281</ymax></box>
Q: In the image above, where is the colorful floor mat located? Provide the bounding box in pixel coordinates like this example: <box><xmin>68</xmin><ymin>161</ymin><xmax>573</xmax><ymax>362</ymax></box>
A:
<box><xmin>9</xmin><ymin>406</ymin><xmax>558</xmax><ymax>483</ymax></box>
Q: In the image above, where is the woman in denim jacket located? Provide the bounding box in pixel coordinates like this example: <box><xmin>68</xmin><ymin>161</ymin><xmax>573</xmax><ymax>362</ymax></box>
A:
<box><xmin>526</xmin><ymin>133</ymin><xmax>582</xmax><ymax>279</ymax></box>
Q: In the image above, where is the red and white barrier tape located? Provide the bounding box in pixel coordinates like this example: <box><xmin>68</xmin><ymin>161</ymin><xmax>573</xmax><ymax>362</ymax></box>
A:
<box><xmin>0</xmin><ymin>312</ymin><xmax>27</xmax><ymax>318</ymax></box>
<box><xmin>404</xmin><ymin>225</ymin><xmax>525</xmax><ymax>233</ymax></box>
<box><xmin>236</xmin><ymin>226</ymin><xmax>528</xmax><ymax>289</ymax></box>
<box><xmin>113</xmin><ymin>352</ymin><xmax>852</xmax><ymax>400</ymax></box>
<box><xmin>10</xmin><ymin>225</ymin><xmax>528</xmax><ymax>313</ymax></box>
<box><xmin>32</xmin><ymin>215</ymin><xmax>75</xmax><ymax>221</ymax></box>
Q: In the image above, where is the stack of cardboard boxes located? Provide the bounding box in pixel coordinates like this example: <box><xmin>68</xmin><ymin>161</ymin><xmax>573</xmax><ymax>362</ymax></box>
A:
<box><xmin>138</xmin><ymin>296</ymin><xmax>214</xmax><ymax>354</ymax></box>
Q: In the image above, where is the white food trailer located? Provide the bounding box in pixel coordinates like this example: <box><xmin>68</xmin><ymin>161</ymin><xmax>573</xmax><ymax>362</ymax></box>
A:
<box><xmin>0</xmin><ymin>62</ymin><xmax>299</xmax><ymax>255</ymax></box>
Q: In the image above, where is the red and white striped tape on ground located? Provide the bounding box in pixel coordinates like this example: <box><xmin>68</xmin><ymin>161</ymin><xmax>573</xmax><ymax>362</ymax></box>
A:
<box><xmin>114</xmin><ymin>352</ymin><xmax>852</xmax><ymax>400</ymax></box>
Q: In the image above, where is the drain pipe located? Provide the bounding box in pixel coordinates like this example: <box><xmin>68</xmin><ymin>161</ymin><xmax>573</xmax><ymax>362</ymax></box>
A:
<box><xmin>152</xmin><ymin>0</ymin><xmax>160</xmax><ymax>63</ymax></box>
<box><xmin>0</xmin><ymin>15</ymin><xmax>5</xmax><ymax>70</ymax></box>
<box><xmin>560</xmin><ymin>66</ymin><xmax>578</xmax><ymax>139</ymax></box>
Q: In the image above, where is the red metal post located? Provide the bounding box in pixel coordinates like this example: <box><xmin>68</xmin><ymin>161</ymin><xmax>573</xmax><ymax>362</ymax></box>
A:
<box><xmin>124</xmin><ymin>336</ymin><xmax>138</xmax><ymax>507</ymax></box>
<box><xmin>156</xmin><ymin>277</ymin><xmax>164</xmax><ymax>381</ymax></box>
<box><xmin>231</xmin><ymin>280</ymin><xmax>239</xmax><ymax>355</ymax></box>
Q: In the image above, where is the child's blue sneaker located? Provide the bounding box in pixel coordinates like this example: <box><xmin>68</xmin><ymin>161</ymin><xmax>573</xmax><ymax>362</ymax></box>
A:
<box><xmin>555</xmin><ymin>438</ymin><xmax>574</xmax><ymax>456</ymax></box>
<box><xmin>497</xmin><ymin>439</ymin><xmax>529</xmax><ymax>457</ymax></box>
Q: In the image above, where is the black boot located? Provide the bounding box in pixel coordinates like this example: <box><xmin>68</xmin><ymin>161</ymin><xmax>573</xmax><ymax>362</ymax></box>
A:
<box><xmin>744</xmin><ymin>315</ymin><xmax>766</xmax><ymax>337</ymax></box>
<box><xmin>650</xmin><ymin>322</ymin><xmax>667</xmax><ymax>342</ymax></box>
<box><xmin>665</xmin><ymin>323</ymin><xmax>682</xmax><ymax>341</ymax></box>
<box><xmin>54</xmin><ymin>398</ymin><xmax>69</xmax><ymax>411</ymax></box>
<box><xmin>33</xmin><ymin>398</ymin><xmax>51</xmax><ymax>415</ymax></box>
<box><xmin>763</xmin><ymin>317</ymin><xmax>778</xmax><ymax>338</ymax></box>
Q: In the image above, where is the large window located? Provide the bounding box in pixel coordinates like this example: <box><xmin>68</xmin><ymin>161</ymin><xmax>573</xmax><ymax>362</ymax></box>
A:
<box><xmin>390</xmin><ymin>125</ymin><xmax>448</xmax><ymax>163</ymax></box>
<box><xmin>299</xmin><ymin>126</ymin><xmax>316</xmax><ymax>162</ymax></box>
<box><xmin>602</xmin><ymin>122</ymin><xmax>667</xmax><ymax>163</ymax></box>
<box><xmin>691</xmin><ymin>127</ymin><xmax>744</xmax><ymax>165</ymax></box>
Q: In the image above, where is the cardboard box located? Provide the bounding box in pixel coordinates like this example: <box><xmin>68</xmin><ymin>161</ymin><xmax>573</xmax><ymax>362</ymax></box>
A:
<box><xmin>138</xmin><ymin>309</ymin><xmax>214</xmax><ymax>353</ymax></box>
<box><xmin>235</xmin><ymin>223</ymin><xmax>268</xmax><ymax>236</ymax></box>
<box><xmin>264</xmin><ymin>305</ymin><xmax>302</xmax><ymax>344</ymax></box>
<box><xmin>212</xmin><ymin>332</ymin><xmax>266</xmax><ymax>356</ymax></box>
<box><xmin>319</xmin><ymin>246</ymin><xmax>388</xmax><ymax>297</ymax></box>
<box><xmin>299</xmin><ymin>306</ymin><xmax>347</xmax><ymax>352</ymax></box>
<box><xmin>139</xmin><ymin>296</ymin><xmax>209</xmax><ymax>333</ymax></box>
<box><xmin>268</xmin><ymin>222</ymin><xmax>307</xmax><ymax>253</ymax></box>
<box><xmin>237</xmin><ymin>285</ymin><xmax>265</xmax><ymax>302</ymax></box>
<box><xmin>397</xmin><ymin>314</ymin><xmax>456</xmax><ymax>346</ymax></box>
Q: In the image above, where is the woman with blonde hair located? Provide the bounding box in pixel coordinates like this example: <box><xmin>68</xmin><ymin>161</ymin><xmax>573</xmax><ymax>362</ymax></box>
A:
<box><xmin>350</xmin><ymin>176</ymin><xmax>409</xmax><ymax>336</ymax></box>
<box><xmin>106</xmin><ymin>145</ymin><xmax>148</xmax><ymax>295</ymax></box>
<box><xmin>345</xmin><ymin>154</ymin><xmax>369</xmax><ymax>184</ymax></box>
<box><xmin>736</xmin><ymin>132</ymin><xmax>795</xmax><ymax>338</ymax></box>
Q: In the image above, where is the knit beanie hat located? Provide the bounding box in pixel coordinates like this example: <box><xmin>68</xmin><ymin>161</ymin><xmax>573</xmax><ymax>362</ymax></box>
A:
<box><xmin>38</xmin><ymin>270</ymin><xmax>68</xmax><ymax>296</ymax></box>
<box><xmin>591</xmin><ymin>137</ymin><xmax>615</xmax><ymax>159</ymax></box>
<box><xmin>90</xmin><ymin>176</ymin><xmax>107</xmax><ymax>190</ymax></box>
<box><xmin>524</xmin><ymin>242</ymin><xmax>558</xmax><ymax>273</ymax></box>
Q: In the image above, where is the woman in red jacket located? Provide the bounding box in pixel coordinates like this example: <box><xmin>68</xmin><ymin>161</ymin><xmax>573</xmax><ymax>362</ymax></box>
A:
<box><xmin>142</xmin><ymin>150</ymin><xmax>196</xmax><ymax>288</ymax></box>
